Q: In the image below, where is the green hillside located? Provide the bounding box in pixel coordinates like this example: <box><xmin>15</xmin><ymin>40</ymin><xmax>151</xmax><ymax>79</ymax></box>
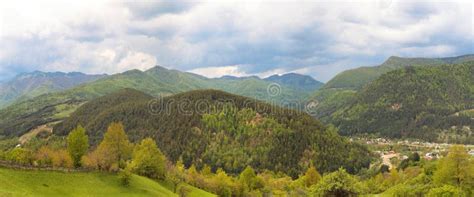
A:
<box><xmin>0</xmin><ymin>167</ymin><xmax>214</xmax><ymax>197</ymax></box>
<box><xmin>0</xmin><ymin>67</ymin><xmax>320</xmax><ymax>137</ymax></box>
<box><xmin>323</xmin><ymin>54</ymin><xmax>474</xmax><ymax>90</ymax></box>
<box><xmin>264</xmin><ymin>73</ymin><xmax>324</xmax><ymax>91</ymax></box>
<box><xmin>0</xmin><ymin>71</ymin><xmax>105</xmax><ymax>109</ymax></box>
<box><xmin>310</xmin><ymin>88</ymin><xmax>357</xmax><ymax>122</ymax></box>
<box><xmin>310</xmin><ymin>55</ymin><xmax>474</xmax><ymax>138</ymax></box>
<box><xmin>53</xmin><ymin>89</ymin><xmax>371</xmax><ymax>177</ymax></box>
<box><xmin>332</xmin><ymin>62</ymin><xmax>474</xmax><ymax>143</ymax></box>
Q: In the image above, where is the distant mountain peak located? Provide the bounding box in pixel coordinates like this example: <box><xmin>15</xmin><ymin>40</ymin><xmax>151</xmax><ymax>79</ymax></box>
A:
<box><xmin>219</xmin><ymin>75</ymin><xmax>240</xmax><ymax>80</ymax></box>
<box><xmin>217</xmin><ymin>75</ymin><xmax>260</xmax><ymax>80</ymax></box>
<box><xmin>266</xmin><ymin>72</ymin><xmax>314</xmax><ymax>80</ymax></box>
<box><xmin>15</xmin><ymin>71</ymin><xmax>106</xmax><ymax>79</ymax></box>
<box><xmin>264</xmin><ymin>72</ymin><xmax>323</xmax><ymax>91</ymax></box>
<box><xmin>122</xmin><ymin>69</ymin><xmax>143</xmax><ymax>75</ymax></box>
<box><xmin>0</xmin><ymin>71</ymin><xmax>106</xmax><ymax>108</ymax></box>
<box><xmin>264</xmin><ymin>72</ymin><xmax>320</xmax><ymax>82</ymax></box>
<box><xmin>146</xmin><ymin>65</ymin><xmax>169</xmax><ymax>72</ymax></box>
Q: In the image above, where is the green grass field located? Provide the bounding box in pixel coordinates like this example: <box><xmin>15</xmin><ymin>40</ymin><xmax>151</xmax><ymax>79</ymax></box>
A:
<box><xmin>0</xmin><ymin>167</ymin><xmax>214</xmax><ymax>197</ymax></box>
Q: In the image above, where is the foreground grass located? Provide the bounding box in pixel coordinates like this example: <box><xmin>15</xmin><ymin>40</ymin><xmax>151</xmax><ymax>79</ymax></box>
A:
<box><xmin>0</xmin><ymin>167</ymin><xmax>213</xmax><ymax>197</ymax></box>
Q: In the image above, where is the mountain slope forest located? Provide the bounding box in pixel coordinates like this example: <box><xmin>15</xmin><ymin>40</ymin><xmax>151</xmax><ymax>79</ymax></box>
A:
<box><xmin>331</xmin><ymin>62</ymin><xmax>474</xmax><ymax>143</ymax></box>
<box><xmin>0</xmin><ymin>71</ymin><xmax>105</xmax><ymax>108</ymax></box>
<box><xmin>312</xmin><ymin>55</ymin><xmax>474</xmax><ymax>123</ymax></box>
<box><xmin>53</xmin><ymin>89</ymin><xmax>372</xmax><ymax>177</ymax></box>
<box><xmin>0</xmin><ymin>66</ymin><xmax>322</xmax><ymax>138</ymax></box>
<box><xmin>310</xmin><ymin>55</ymin><xmax>474</xmax><ymax>142</ymax></box>
<box><xmin>264</xmin><ymin>73</ymin><xmax>324</xmax><ymax>92</ymax></box>
<box><xmin>324</xmin><ymin>54</ymin><xmax>474</xmax><ymax>90</ymax></box>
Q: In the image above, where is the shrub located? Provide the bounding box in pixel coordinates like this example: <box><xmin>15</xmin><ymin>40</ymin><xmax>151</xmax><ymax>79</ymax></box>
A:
<box><xmin>118</xmin><ymin>169</ymin><xmax>132</xmax><ymax>187</ymax></box>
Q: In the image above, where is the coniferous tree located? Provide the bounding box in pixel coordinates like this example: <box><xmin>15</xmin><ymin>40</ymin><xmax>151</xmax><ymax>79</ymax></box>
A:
<box><xmin>304</xmin><ymin>165</ymin><xmax>322</xmax><ymax>187</ymax></box>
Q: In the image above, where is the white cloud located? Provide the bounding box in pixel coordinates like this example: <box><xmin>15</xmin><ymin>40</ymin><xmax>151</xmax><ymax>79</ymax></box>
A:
<box><xmin>188</xmin><ymin>65</ymin><xmax>248</xmax><ymax>78</ymax></box>
<box><xmin>116</xmin><ymin>51</ymin><xmax>157</xmax><ymax>72</ymax></box>
<box><xmin>0</xmin><ymin>0</ymin><xmax>472</xmax><ymax>81</ymax></box>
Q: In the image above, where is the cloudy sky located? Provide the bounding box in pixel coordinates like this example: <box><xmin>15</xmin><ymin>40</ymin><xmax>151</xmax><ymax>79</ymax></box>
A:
<box><xmin>0</xmin><ymin>0</ymin><xmax>472</xmax><ymax>82</ymax></box>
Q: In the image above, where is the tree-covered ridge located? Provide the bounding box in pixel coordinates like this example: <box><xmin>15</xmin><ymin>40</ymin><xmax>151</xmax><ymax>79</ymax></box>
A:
<box><xmin>310</xmin><ymin>88</ymin><xmax>357</xmax><ymax>122</ymax></box>
<box><xmin>310</xmin><ymin>54</ymin><xmax>474</xmax><ymax>131</ymax></box>
<box><xmin>54</xmin><ymin>89</ymin><xmax>371</xmax><ymax>177</ymax></box>
<box><xmin>333</xmin><ymin>62</ymin><xmax>474</xmax><ymax>143</ymax></box>
<box><xmin>0</xmin><ymin>66</ymin><xmax>321</xmax><ymax>137</ymax></box>
<box><xmin>323</xmin><ymin>54</ymin><xmax>474</xmax><ymax>90</ymax></box>
<box><xmin>264</xmin><ymin>73</ymin><xmax>324</xmax><ymax>92</ymax></box>
<box><xmin>3</xmin><ymin>127</ymin><xmax>472</xmax><ymax>196</ymax></box>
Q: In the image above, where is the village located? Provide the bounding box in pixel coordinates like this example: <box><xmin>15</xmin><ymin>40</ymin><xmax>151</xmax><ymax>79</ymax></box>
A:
<box><xmin>353</xmin><ymin>137</ymin><xmax>474</xmax><ymax>170</ymax></box>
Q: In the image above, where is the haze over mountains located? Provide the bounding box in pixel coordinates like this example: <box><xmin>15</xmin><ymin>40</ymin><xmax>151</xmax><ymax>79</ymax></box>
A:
<box><xmin>0</xmin><ymin>71</ymin><xmax>106</xmax><ymax>108</ymax></box>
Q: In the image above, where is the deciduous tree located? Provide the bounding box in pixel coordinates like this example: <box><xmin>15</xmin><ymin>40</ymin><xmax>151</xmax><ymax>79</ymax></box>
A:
<box><xmin>96</xmin><ymin>122</ymin><xmax>133</xmax><ymax>170</ymax></box>
<box><xmin>67</xmin><ymin>125</ymin><xmax>89</xmax><ymax>168</ymax></box>
<box><xmin>310</xmin><ymin>168</ymin><xmax>360</xmax><ymax>197</ymax></box>
<box><xmin>433</xmin><ymin>145</ymin><xmax>473</xmax><ymax>191</ymax></box>
<box><xmin>129</xmin><ymin>138</ymin><xmax>166</xmax><ymax>179</ymax></box>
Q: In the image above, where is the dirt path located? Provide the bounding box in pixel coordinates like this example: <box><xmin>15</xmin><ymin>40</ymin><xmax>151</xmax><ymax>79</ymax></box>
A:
<box><xmin>381</xmin><ymin>153</ymin><xmax>399</xmax><ymax>169</ymax></box>
<box><xmin>18</xmin><ymin>124</ymin><xmax>53</xmax><ymax>145</ymax></box>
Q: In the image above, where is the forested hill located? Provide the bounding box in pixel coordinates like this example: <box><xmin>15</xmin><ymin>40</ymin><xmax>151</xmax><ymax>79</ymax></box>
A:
<box><xmin>332</xmin><ymin>62</ymin><xmax>474</xmax><ymax>143</ymax></box>
<box><xmin>310</xmin><ymin>54</ymin><xmax>474</xmax><ymax>130</ymax></box>
<box><xmin>264</xmin><ymin>73</ymin><xmax>324</xmax><ymax>91</ymax></box>
<box><xmin>0</xmin><ymin>66</ymin><xmax>322</xmax><ymax>137</ymax></box>
<box><xmin>54</xmin><ymin>89</ymin><xmax>371</xmax><ymax>177</ymax></box>
<box><xmin>323</xmin><ymin>54</ymin><xmax>474</xmax><ymax>90</ymax></box>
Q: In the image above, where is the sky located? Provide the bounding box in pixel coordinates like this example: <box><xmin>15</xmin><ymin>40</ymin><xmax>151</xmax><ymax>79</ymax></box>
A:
<box><xmin>0</xmin><ymin>0</ymin><xmax>472</xmax><ymax>82</ymax></box>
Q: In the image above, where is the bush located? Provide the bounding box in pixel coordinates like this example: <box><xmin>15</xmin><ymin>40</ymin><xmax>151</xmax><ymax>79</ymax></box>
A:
<box><xmin>51</xmin><ymin>149</ymin><xmax>73</xmax><ymax>168</ymax></box>
<box><xmin>129</xmin><ymin>138</ymin><xmax>166</xmax><ymax>180</ymax></box>
<box><xmin>310</xmin><ymin>168</ymin><xmax>361</xmax><ymax>196</ymax></box>
<box><xmin>6</xmin><ymin>148</ymin><xmax>33</xmax><ymax>165</ymax></box>
<box><xmin>177</xmin><ymin>185</ymin><xmax>192</xmax><ymax>197</ymax></box>
<box><xmin>427</xmin><ymin>185</ymin><xmax>466</xmax><ymax>197</ymax></box>
<box><xmin>118</xmin><ymin>169</ymin><xmax>132</xmax><ymax>187</ymax></box>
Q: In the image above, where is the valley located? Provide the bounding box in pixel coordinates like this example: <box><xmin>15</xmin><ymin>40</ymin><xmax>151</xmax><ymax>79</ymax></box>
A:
<box><xmin>0</xmin><ymin>55</ymin><xmax>472</xmax><ymax>196</ymax></box>
<box><xmin>1</xmin><ymin>1</ymin><xmax>473</xmax><ymax>195</ymax></box>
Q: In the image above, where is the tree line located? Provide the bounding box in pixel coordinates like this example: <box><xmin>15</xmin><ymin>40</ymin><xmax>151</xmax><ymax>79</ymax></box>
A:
<box><xmin>1</xmin><ymin>121</ymin><xmax>472</xmax><ymax>196</ymax></box>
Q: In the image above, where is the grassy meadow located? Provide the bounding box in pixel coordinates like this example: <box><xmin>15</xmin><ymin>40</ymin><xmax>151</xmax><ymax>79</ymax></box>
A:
<box><xmin>0</xmin><ymin>167</ymin><xmax>214</xmax><ymax>197</ymax></box>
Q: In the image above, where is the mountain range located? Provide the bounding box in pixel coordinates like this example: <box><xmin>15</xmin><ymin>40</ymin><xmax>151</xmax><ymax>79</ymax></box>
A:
<box><xmin>323</xmin><ymin>54</ymin><xmax>474</xmax><ymax>90</ymax></box>
<box><xmin>311</xmin><ymin>54</ymin><xmax>474</xmax><ymax>120</ymax></box>
<box><xmin>332</xmin><ymin>62</ymin><xmax>473</xmax><ymax>143</ymax></box>
<box><xmin>53</xmin><ymin>88</ymin><xmax>371</xmax><ymax>176</ymax></box>
<box><xmin>311</xmin><ymin>54</ymin><xmax>474</xmax><ymax>143</ymax></box>
<box><xmin>0</xmin><ymin>66</ymin><xmax>322</xmax><ymax>137</ymax></box>
<box><xmin>0</xmin><ymin>71</ymin><xmax>106</xmax><ymax>108</ymax></box>
<box><xmin>0</xmin><ymin>54</ymin><xmax>472</xmax><ymax>144</ymax></box>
